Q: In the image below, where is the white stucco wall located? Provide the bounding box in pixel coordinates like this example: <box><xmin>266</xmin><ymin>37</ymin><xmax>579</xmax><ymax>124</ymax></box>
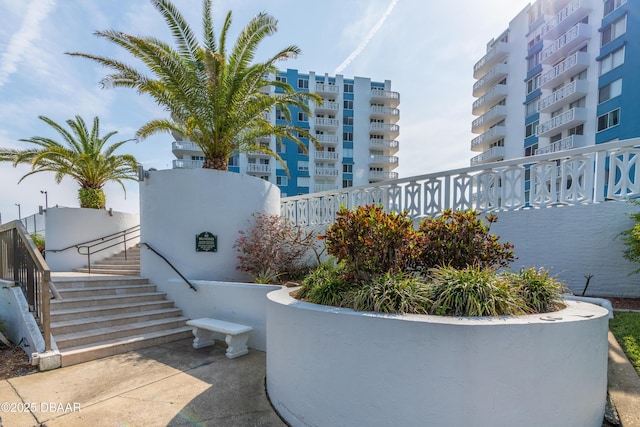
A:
<box><xmin>266</xmin><ymin>287</ymin><xmax>609</xmax><ymax>427</ymax></box>
<box><xmin>0</xmin><ymin>280</ymin><xmax>46</xmax><ymax>358</ymax></box>
<box><xmin>45</xmin><ymin>207</ymin><xmax>139</xmax><ymax>272</ymax></box>
<box><xmin>139</xmin><ymin>168</ymin><xmax>280</xmax><ymax>285</ymax></box>
<box><xmin>165</xmin><ymin>279</ymin><xmax>280</xmax><ymax>351</ymax></box>
<box><xmin>489</xmin><ymin>201</ymin><xmax>639</xmax><ymax>297</ymax></box>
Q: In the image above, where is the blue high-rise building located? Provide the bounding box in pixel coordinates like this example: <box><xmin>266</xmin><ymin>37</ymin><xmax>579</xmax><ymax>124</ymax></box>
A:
<box><xmin>471</xmin><ymin>0</ymin><xmax>637</xmax><ymax>165</ymax></box>
<box><xmin>171</xmin><ymin>69</ymin><xmax>400</xmax><ymax>195</ymax></box>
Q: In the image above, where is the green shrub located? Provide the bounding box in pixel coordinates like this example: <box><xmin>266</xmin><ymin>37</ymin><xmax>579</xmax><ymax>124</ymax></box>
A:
<box><xmin>507</xmin><ymin>267</ymin><xmax>566</xmax><ymax>313</ymax></box>
<box><xmin>415</xmin><ymin>209</ymin><xmax>515</xmax><ymax>271</ymax></box>
<box><xmin>426</xmin><ymin>266</ymin><xmax>524</xmax><ymax>316</ymax></box>
<box><xmin>620</xmin><ymin>200</ymin><xmax>640</xmax><ymax>273</ymax></box>
<box><xmin>298</xmin><ymin>260</ymin><xmax>350</xmax><ymax>307</ymax></box>
<box><xmin>321</xmin><ymin>205</ymin><xmax>417</xmax><ymax>280</ymax></box>
<box><xmin>351</xmin><ymin>273</ymin><xmax>431</xmax><ymax>314</ymax></box>
<box><xmin>30</xmin><ymin>233</ymin><xmax>45</xmax><ymax>251</ymax></box>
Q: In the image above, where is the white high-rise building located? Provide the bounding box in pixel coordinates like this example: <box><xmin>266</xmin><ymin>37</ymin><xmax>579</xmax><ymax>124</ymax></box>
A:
<box><xmin>172</xmin><ymin>69</ymin><xmax>400</xmax><ymax>196</ymax></box>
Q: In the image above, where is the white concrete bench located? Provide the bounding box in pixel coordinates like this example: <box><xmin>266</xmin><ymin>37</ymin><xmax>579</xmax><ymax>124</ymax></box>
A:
<box><xmin>186</xmin><ymin>318</ymin><xmax>253</xmax><ymax>359</ymax></box>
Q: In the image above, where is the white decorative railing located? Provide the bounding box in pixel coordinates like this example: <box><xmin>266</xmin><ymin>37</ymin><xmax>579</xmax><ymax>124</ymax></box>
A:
<box><xmin>370</xmin><ymin>155</ymin><xmax>399</xmax><ymax>164</ymax></box>
<box><xmin>370</xmin><ymin>106</ymin><xmax>400</xmax><ymax>116</ymax></box>
<box><xmin>315</xmin><ymin>83</ymin><xmax>339</xmax><ymax>94</ymax></box>
<box><xmin>370</xmin><ymin>123</ymin><xmax>400</xmax><ymax>133</ymax></box>
<box><xmin>470</xmin><ymin>146</ymin><xmax>505</xmax><ymax>166</ymax></box>
<box><xmin>472</xmin><ymin>84</ymin><xmax>507</xmax><ymax>114</ymax></box>
<box><xmin>314</xmin><ymin>151</ymin><xmax>340</xmax><ymax>160</ymax></box>
<box><xmin>314</xmin><ymin>167</ymin><xmax>339</xmax><ymax>177</ymax></box>
<box><xmin>473</xmin><ymin>63</ymin><xmax>507</xmax><ymax>96</ymax></box>
<box><xmin>281</xmin><ymin>138</ymin><xmax>640</xmax><ymax>227</ymax></box>
<box><xmin>539</xmin><ymin>23</ymin><xmax>589</xmax><ymax>63</ymax></box>
<box><xmin>535</xmin><ymin>135</ymin><xmax>576</xmax><ymax>155</ymax></box>
<box><xmin>172</xmin><ymin>159</ymin><xmax>204</xmax><ymax>169</ymax></box>
<box><xmin>471</xmin><ymin>126</ymin><xmax>506</xmax><ymax>150</ymax></box>
<box><xmin>371</xmin><ymin>89</ymin><xmax>400</xmax><ymax>102</ymax></box>
<box><xmin>472</xmin><ymin>105</ymin><xmax>507</xmax><ymax>132</ymax></box>
<box><xmin>246</xmin><ymin>164</ymin><xmax>271</xmax><ymax>173</ymax></box>
<box><xmin>536</xmin><ymin>107</ymin><xmax>585</xmax><ymax>136</ymax></box>
<box><xmin>538</xmin><ymin>51</ymin><xmax>587</xmax><ymax>88</ymax></box>
<box><xmin>370</xmin><ymin>139</ymin><xmax>399</xmax><ymax>150</ymax></box>
<box><xmin>172</xmin><ymin>141</ymin><xmax>202</xmax><ymax>153</ymax></box>
<box><xmin>317</xmin><ymin>134</ymin><xmax>340</xmax><ymax>144</ymax></box>
<box><xmin>473</xmin><ymin>41</ymin><xmax>508</xmax><ymax>77</ymax></box>
<box><xmin>541</xmin><ymin>0</ymin><xmax>584</xmax><ymax>37</ymax></box>
<box><xmin>315</xmin><ymin>117</ymin><xmax>340</xmax><ymax>127</ymax></box>
<box><xmin>318</xmin><ymin>101</ymin><xmax>340</xmax><ymax>110</ymax></box>
<box><xmin>537</xmin><ymin>80</ymin><xmax>581</xmax><ymax>112</ymax></box>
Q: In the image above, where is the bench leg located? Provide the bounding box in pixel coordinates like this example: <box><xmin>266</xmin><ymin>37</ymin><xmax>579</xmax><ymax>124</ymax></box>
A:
<box><xmin>191</xmin><ymin>327</ymin><xmax>216</xmax><ymax>349</ymax></box>
<box><xmin>225</xmin><ymin>332</ymin><xmax>250</xmax><ymax>359</ymax></box>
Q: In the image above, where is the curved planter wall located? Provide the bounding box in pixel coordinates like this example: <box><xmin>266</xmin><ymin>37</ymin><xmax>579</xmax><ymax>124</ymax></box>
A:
<box><xmin>267</xmin><ymin>288</ymin><xmax>609</xmax><ymax>427</ymax></box>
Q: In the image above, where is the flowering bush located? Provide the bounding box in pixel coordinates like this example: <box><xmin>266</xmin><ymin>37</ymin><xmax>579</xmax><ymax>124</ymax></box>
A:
<box><xmin>234</xmin><ymin>212</ymin><xmax>320</xmax><ymax>283</ymax></box>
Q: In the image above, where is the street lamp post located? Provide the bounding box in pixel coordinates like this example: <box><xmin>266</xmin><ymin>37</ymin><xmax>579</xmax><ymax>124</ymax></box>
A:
<box><xmin>41</xmin><ymin>190</ymin><xmax>48</xmax><ymax>209</ymax></box>
<box><xmin>15</xmin><ymin>203</ymin><xmax>21</xmax><ymax>220</ymax></box>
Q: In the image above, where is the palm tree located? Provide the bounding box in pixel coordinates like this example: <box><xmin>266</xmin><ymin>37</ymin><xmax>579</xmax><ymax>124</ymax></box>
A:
<box><xmin>0</xmin><ymin>115</ymin><xmax>139</xmax><ymax>209</ymax></box>
<box><xmin>67</xmin><ymin>0</ymin><xmax>321</xmax><ymax>171</ymax></box>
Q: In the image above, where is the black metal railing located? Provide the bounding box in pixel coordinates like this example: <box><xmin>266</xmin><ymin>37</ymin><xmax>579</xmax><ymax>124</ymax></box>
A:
<box><xmin>47</xmin><ymin>225</ymin><xmax>140</xmax><ymax>273</ymax></box>
<box><xmin>0</xmin><ymin>220</ymin><xmax>52</xmax><ymax>351</ymax></box>
<box><xmin>140</xmin><ymin>242</ymin><xmax>197</xmax><ymax>292</ymax></box>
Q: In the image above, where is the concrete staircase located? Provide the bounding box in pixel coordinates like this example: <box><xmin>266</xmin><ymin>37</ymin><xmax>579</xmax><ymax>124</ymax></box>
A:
<box><xmin>73</xmin><ymin>245</ymin><xmax>141</xmax><ymax>276</ymax></box>
<box><xmin>50</xmin><ymin>275</ymin><xmax>192</xmax><ymax>366</ymax></box>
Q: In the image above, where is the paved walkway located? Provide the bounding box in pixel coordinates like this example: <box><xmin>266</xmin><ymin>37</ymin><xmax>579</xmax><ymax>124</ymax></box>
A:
<box><xmin>1</xmin><ymin>339</ymin><xmax>285</xmax><ymax>426</ymax></box>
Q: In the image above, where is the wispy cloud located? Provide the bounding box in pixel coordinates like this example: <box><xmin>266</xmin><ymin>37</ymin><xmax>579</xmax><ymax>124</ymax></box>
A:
<box><xmin>334</xmin><ymin>0</ymin><xmax>399</xmax><ymax>74</ymax></box>
<box><xmin>0</xmin><ymin>0</ymin><xmax>56</xmax><ymax>88</ymax></box>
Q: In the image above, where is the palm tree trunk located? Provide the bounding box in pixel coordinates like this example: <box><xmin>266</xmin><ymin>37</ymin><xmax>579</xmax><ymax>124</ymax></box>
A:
<box><xmin>203</xmin><ymin>156</ymin><xmax>228</xmax><ymax>170</ymax></box>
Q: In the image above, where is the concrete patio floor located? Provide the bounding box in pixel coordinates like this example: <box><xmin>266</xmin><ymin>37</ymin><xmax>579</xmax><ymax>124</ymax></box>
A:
<box><xmin>0</xmin><ymin>338</ymin><xmax>285</xmax><ymax>426</ymax></box>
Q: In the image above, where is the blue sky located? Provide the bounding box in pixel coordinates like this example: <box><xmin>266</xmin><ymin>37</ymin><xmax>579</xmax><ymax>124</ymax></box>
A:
<box><xmin>0</xmin><ymin>0</ymin><xmax>531</xmax><ymax>222</ymax></box>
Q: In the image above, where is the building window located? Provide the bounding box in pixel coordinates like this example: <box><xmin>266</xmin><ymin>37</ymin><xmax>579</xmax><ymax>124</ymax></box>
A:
<box><xmin>344</xmin><ymin>83</ymin><xmax>354</xmax><ymax>93</ymax></box>
<box><xmin>298</xmin><ymin>160</ymin><xmax>309</xmax><ymax>171</ymax></box>
<box><xmin>604</xmin><ymin>0</ymin><xmax>627</xmax><ymax>16</ymax></box>
<box><xmin>343</xmin><ymin>148</ymin><xmax>353</xmax><ymax>158</ymax></box>
<box><xmin>597</xmin><ymin>108</ymin><xmax>621</xmax><ymax>132</ymax></box>
<box><xmin>276</xmin><ymin>176</ymin><xmax>288</xmax><ymax>186</ymax></box>
<box><xmin>568</xmin><ymin>124</ymin><xmax>584</xmax><ymax>136</ymax></box>
<box><xmin>525</xmin><ymin>121</ymin><xmax>539</xmax><ymax>137</ymax></box>
<box><xmin>298</xmin><ymin>78</ymin><xmax>309</xmax><ymax>89</ymax></box>
<box><xmin>526</xmin><ymin>99</ymin><xmax>538</xmax><ymax>116</ymax></box>
<box><xmin>276</xmin><ymin>143</ymin><xmax>286</xmax><ymax>153</ymax></box>
<box><xmin>525</xmin><ymin>144</ymin><xmax>539</xmax><ymax>157</ymax></box>
<box><xmin>600</xmin><ymin>46</ymin><xmax>625</xmax><ymax>76</ymax></box>
<box><xmin>276</xmin><ymin>75</ymin><xmax>287</xmax><ymax>83</ymax></box>
<box><xmin>598</xmin><ymin>78</ymin><xmax>622</xmax><ymax>104</ymax></box>
<box><xmin>275</xmin><ymin>108</ymin><xmax>285</xmax><ymax>120</ymax></box>
<box><xmin>343</xmin><ymin>179</ymin><xmax>353</xmax><ymax>188</ymax></box>
<box><xmin>343</xmin><ymin>116</ymin><xmax>353</xmax><ymax>126</ymax></box>
<box><xmin>297</xmin><ymin>177</ymin><xmax>310</xmax><ymax>187</ymax></box>
<box><xmin>297</xmin><ymin>143</ymin><xmax>307</xmax><ymax>154</ymax></box>
<box><xmin>343</xmin><ymin>164</ymin><xmax>353</xmax><ymax>173</ymax></box>
<box><xmin>344</xmin><ymin>100</ymin><xmax>353</xmax><ymax>110</ymax></box>
<box><xmin>527</xmin><ymin>54</ymin><xmax>540</xmax><ymax>71</ymax></box>
<box><xmin>527</xmin><ymin>74</ymin><xmax>540</xmax><ymax>94</ymax></box>
<box><xmin>228</xmin><ymin>156</ymin><xmax>239</xmax><ymax>167</ymax></box>
<box><xmin>601</xmin><ymin>15</ymin><xmax>626</xmax><ymax>47</ymax></box>
<box><xmin>298</xmin><ymin>112</ymin><xmax>308</xmax><ymax>122</ymax></box>
<box><xmin>343</xmin><ymin>132</ymin><xmax>353</xmax><ymax>142</ymax></box>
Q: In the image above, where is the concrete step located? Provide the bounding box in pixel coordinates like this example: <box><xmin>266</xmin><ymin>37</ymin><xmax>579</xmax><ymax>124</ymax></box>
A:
<box><xmin>50</xmin><ymin>292</ymin><xmax>167</xmax><ymax>310</ymax></box>
<box><xmin>59</xmin><ymin>326</ymin><xmax>193</xmax><ymax>367</ymax></box>
<box><xmin>93</xmin><ymin>259</ymin><xmax>141</xmax><ymax>266</ymax></box>
<box><xmin>54</xmin><ymin>316</ymin><xmax>190</xmax><ymax>349</ymax></box>
<box><xmin>53</xmin><ymin>277</ymin><xmax>149</xmax><ymax>289</ymax></box>
<box><xmin>56</xmin><ymin>284</ymin><xmax>157</xmax><ymax>299</ymax></box>
<box><xmin>50</xmin><ymin>300</ymin><xmax>176</xmax><ymax>322</ymax></box>
<box><xmin>73</xmin><ymin>267</ymin><xmax>141</xmax><ymax>276</ymax></box>
<box><xmin>51</xmin><ymin>308</ymin><xmax>184</xmax><ymax>335</ymax></box>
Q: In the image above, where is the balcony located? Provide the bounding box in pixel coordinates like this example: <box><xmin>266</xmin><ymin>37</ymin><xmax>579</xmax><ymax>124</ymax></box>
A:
<box><xmin>470</xmin><ymin>146</ymin><xmax>505</xmax><ymax>166</ymax></box>
<box><xmin>246</xmin><ymin>163</ymin><xmax>272</xmax><ymax>174</ymax></box>
<box><xmin>315</xmin><ymin>83</ymin><xmax>339</xmax><ymax>95</ymax></box>
<box><xmin>537</xmin><ymin>80</ymin><xmax>588</xmax><ymax>113</ymax></box>
<box><xmin>172</xmin><ymin>159</ymin><xmax>203</xmax><ymax>169</ymax></box>
<box><xmin>370</xmin><ymin>123</ymin><xmax>400</xmax><ymax>138</ymax></box>
<box><xmin>315</xmin><ymin>117</ymin><xmax>340</xmax><ymax>129</ymax></box>
<box><xmin>369</xmin><ymin>138</ymin><xmax>399</xmax><ymax>154</ymax></box>
<box><xmin>370</xmin><ymin>89</ymin><xmax>400</xmax><ymax>107</ymax></box>
<box><xmin>369</xmin><ymin>171</ymin><xmax>399</xmax><ymax>181</ymax></box>
<box><xmin>536</xmin><ymin>107</ymin><xmax>587</xmax><ymax>137</ymax></box>
<box><xmin>538</xmin><ymin>51</ymin><xmax>589</xmax><ymax>90</ymax></box>
<box><xmin>472</xmin><ymin>83</ymin><xmax>508</xmax><ymax>116</ymax></box>
<box><xmin>314</xmin><ymin>167</ymin><xmax>339</xmax><ymax>177</ymax></box>
<box><xmin>470</xmin><ymin>125</ymin><xmax>506</xmax><ymax>152</ymax></box>
<box><xmin>247</xmin><ymin>149</ymin><xmax>271</xmax><ymax>158</ymax></box>
<box><xmin>541</xmin><ymin>0</ymin><xmax>591</xmax><ymax>40</ymax></box>
<box><xmin>471</xmin><ymin>104</ymin><xmax>507</xmax><ymax>135</ymax></box>
<box><xmin>472</xmin><ymin>63</ymin><xmax>508</xmax><ymax>98</ymax></box>
<box><xmin>314</xmin><ymin>183</ymin><xmax>340</xmax><ymax>192</ymax></box>
<box><xmin>370</xmin><ymin>106</ymin><xmax>400</xmax><ymax>121</ymax></box>
<box><xmin>538</xmin><ymin>23</ymin><xmax>591</xmax><ymax>65</ymax></box>
<box><xmin>473</xmin><ymin>41</ymin><xmax>509</xmax><ymax>79</ymax></box>
<box><xmin>316</xmin><ymin>134</ymin><xmax>340</xmax><ymax>146</ymax></box>
<box><xmin>314</xmin><ymin>151</ymin><xmax>340</xmax><ymax>161</ymax></box>
<box><xmin>534</xmin><ymin>134</ymin><xmax>586</xmax><ymax>155</ymax></box>
<box><xmin>369</xmin><ymin>155</ymin><xmax>399</xmax><ymax>166</ymax></box>
<box><xmin>316</xmin><ymin>100</ymin><xmax>340</xmax><ymax>113</ymax></box>
<box><xmin>172</xmin><ymin>141</ymin><xmax>203</xmax><ymax>157</ymax></box>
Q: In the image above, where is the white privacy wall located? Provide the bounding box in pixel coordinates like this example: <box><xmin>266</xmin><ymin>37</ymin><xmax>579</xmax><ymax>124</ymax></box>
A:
<box><xmin>489</xmin><ymin>201</ymin><xmax>639</xmax><ymax>297</ymax></box>
<box><xmin>45</xmin><ymin>207</ymin><xmax>139</xmax><ymax>271</ymax></box>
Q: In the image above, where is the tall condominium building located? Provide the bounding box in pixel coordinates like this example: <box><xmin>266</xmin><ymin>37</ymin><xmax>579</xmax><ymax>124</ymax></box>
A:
<box><xmin>471</xmin><ymin>0</ymin><xmax>639</xmax><ymax>166</ymax></box>
<box><xmin>172</xmin><ymin>69</ymin><xmax>400</xmax><ymax>196</ymax></box>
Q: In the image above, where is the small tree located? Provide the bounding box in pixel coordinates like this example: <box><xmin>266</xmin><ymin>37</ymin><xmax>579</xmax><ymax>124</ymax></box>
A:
<box><xmin>234</xmin><ymin>212</ymin><xmax>319</xmax><ymax>283</ymax></box>
<box><xmin>620</xmin><ymin>200</ymin><xmax>640</xmax><ymax>273</ymax></box>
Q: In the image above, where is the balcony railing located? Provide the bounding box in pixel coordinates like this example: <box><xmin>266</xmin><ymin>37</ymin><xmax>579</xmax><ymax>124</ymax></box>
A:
<box><xmin>534</xmin><ymin>134</ymin><xmax>584</xmax><ymax>155</ymax></box>
<box><xmin>536</xmin><ymin>107</ymin><xmax>587</xmax><ymax>137</ymax></box>
<box><xmin>537</xmin><ymin>80</ymin><xmax>589</xmax><ymax>113</ymax></box>
<box><xmin>471</xmin><ymin>105</ymin><xmax>507</xmax><ymax>135</ymax></box>
<box><xmin>369</xmin><ymin>171</ymin><xmax>399</xmax><ymax>181</ymax></box>
<box><xmin>314</xmin><ymin>151</ymin><xmax>340</xmax><ymax>161</ymax></box>
<box><xmin>315</xmin><ymin>83</ymin><xmax>339</xmax><ymax>94</ymax></box>
<box><xmin>371</xmin><ymin>89</ymin><xmax>400</xmax><ymax>106</ymax></box>
<box><xmin>538</xmin><ymin>23</ymin><xmax>591</xmax><ymax>65</ymax></box>
<box><xmin>472</xmin><ymin>84</ymin><xmax>508</xmax><ymax>116</ymax></box>
<box><xmin>317</xmin><ymin>134</ymin><xmax>340</xmax><ymax>145</ymax></box>
<box><xmin>316</xmin><ymin>100</ymin><xmax>340</xmax><ymax>111</ymax></box>
<box><xmin>315</xmin><ymin>167</ymin><xmax>339</xmax><ymax>177</ymax></box>
<box><xmin>370</xmin><ymin>123</ymin><xmax>400</xmax><ymax>134</ymax></box>
<box><xmin>473</xmin><ymin>41</ymin><xmax>509</xmax><ymax>79</ymax></box>
<box><xmin>246</xmin><ymin>164</ymin><xmax>272</xmax><ymax>173</ymax></box>
<box><xmin>370</xmin><ymin>106</ymin><xmax>400</xmax><ymax>118</ymax></box>
<box><xmin>173</xmin><ymin>159</ymin><xmax>204</xmax><ymax>169</ymax></box>
<box><xmin>281</xmin><ymin>138</ymin><xmax>640</xmax><ymax>227</ymax></box>
<box><xmin>172</xmin><ymin>141</ymin><xmax>202</xmax><ymax>154</ymax></box>
<box><xmin>473</xmin><ymin>63</ymin><xmax>508</xmax><ymax>97</ymax></box>
<box><xmin>370</xmin><ymin>155</ymin><xmax>399</xmax><ymax>165</ymax></box>
<box><xmin>471</xmin><ymin>126</ymin><xmax>506</xmax><ymax>152</ymax></box>
<box><xmin>315</xmin><ymin>117</ymin><xmax>340</xmax><ymax>128</ymax></box>
<box><xmin>541</xmin><ymin>0</ymin><xmax>590</xmax><ymax>39</ymax></box>
<box><xmin>369</xmin><ymin>138</ymin><xmax>399</xmax><ymax>152</ymax></box>
<box><xmin>470</xmin><ymin>146</ymin><xmax>505</xmax><ymax>166</ymax></box>
<box><xmin>537</xmin><ymin>51</ymin><xmax>589</xmax><ymax>89</ymax></box>
<box><xmin>314</xmin><ymin>184</ymin><xmax>340</xmax><ymax>192</ymax></box>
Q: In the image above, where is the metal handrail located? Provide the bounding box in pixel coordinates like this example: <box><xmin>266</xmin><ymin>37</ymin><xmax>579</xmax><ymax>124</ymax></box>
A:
<box><xmin>47</xmin><ymin>225</ymin><xmax>140</xmax><ymax>274</ymax></box>
<box><xmin>0</xmin><ymin>220</ymin><xmax>53</xmax><ymax>351</ymax></box>
<box><xmin>140</xmin><ymin>242</ymin><xmax>197</xmax><ymax>292</ymax></box>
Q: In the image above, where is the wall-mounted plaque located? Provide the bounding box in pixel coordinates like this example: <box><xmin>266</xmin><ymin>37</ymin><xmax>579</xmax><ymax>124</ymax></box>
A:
<box><xmin>196</xmin><ymin>232</ymin><xmax>217</xmax><ymax>252</ymax></box>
